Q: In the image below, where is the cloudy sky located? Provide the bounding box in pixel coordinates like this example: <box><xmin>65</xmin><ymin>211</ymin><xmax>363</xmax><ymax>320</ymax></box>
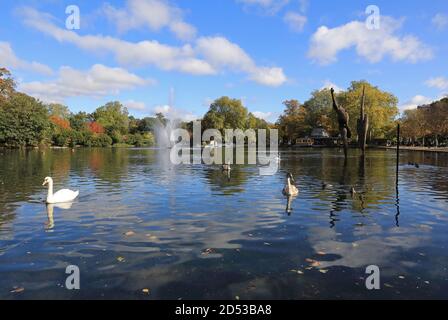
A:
<box><xmin>1</xmin><ymin>0</ymin><xmax>447</xmax><ymax>121</ymax></box>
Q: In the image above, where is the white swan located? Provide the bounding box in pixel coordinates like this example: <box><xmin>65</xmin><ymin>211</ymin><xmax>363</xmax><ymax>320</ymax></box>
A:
<box><xmin>42</xmin><ymin>177</ymin><xmax>79</xmax><ymax>204</ymax></box>
<box><xmin>282</xmin><ymin>173</ymin><xmax>299</xmax><ymax>196</ymax></box>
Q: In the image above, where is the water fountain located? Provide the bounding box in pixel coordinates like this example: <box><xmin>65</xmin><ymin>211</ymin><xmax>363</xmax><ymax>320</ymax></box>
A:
<box><xmin>154</xmin><ymin>118</ymin><xmax>180</xmax><ymax>149</ymax></box>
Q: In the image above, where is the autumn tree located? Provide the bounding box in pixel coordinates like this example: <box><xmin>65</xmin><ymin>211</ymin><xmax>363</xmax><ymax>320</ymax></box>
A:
<box><xmin>276</xmin><ymin>100</ymin><xmax>309</xmax><ymax>143</ymax></box>
<box><xmin>339</xmin><ymin>81</ymin><xmax>398</xmax><ymax>140</ymax></box>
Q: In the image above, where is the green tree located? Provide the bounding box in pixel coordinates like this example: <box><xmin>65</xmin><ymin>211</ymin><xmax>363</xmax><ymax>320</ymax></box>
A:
<box><xmin>48</xmin><ymin>103</ymin><xmax>71</xmax><ymax>119</ymax></box>
<box><xmin>69</xmin><ymin>112</ymin><xmax>90</xmax><ymax>131</ymax></box>
<box><xmin>93</xmin><ymin>101</ymin><xmax>129</xmax><ymax>135</ymax></box>
<box><xmin>138</xmin><ymin>117</ymin><xmax>158</xmax><ymax>132</ymax></box>
<box><xmin>0</xmin><ymin>93</ymin><xmax>51</xmax><ymax>147</ymax></box>
<box><xmin>202</xmin><ymin>96</ymin><xmax>249</xmax><ymax>131</ymax></box>
<box><xmin>303</xmin><ymin>89</ymin><xmax>337</xmax><ymax>135</ymax></box>
<box><xmin>0</xmin><ymin>68</ymin><xmax>15</xmax><ymax>103</ymax></box>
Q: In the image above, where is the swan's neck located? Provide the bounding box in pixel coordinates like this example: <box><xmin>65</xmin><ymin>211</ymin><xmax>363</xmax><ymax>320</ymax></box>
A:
<box><xmin>287</xmin><ymin>178</ymin><xmax>291</xmax><ymax>188</ymax></box>
<box><xmin>47</xmin><ymin>181</ymin><xmax>54</xmax><ymax>199</ymax></box>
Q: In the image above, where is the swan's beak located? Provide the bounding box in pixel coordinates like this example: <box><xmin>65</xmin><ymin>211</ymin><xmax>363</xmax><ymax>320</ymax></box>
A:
<box><xmin>42</xmin><ymin>180</ymin><xmax>47</xmax><ymax>186</ymax></box>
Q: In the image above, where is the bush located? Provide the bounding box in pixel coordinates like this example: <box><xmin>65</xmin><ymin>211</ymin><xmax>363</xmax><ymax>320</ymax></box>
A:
<box><xmin>86</xmin><ymin>133</ymin><xmax>112</xmax><ymax>147</ymax></box>
<box><xmin>110</xmin><ymin>130</ymin><xmax>124</xmax><ymax>144</ymax></box>
<box><xmin>124</xmin><ymin>132</ymin><xmax>155</xmax><ymax>147</ymax></box>
<box><xmin>52</xmin><ymin>130</ymin><xmax>71</xmax><ymax>147</ymax></box>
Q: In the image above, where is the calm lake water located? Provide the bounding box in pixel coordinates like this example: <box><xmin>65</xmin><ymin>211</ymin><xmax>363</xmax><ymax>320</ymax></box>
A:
<box><xmin>1</xmin><ymin>147</ymin><xmax>448</xmax><ymax>299</ymax></box>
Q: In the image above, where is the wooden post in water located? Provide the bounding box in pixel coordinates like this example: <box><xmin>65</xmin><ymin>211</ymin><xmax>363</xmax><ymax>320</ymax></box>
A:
<box><xmin>357</xmin><ymin>85</ymin><xmax>369</xmax><ymax>155</ymax></box>
<box><xmin>396</xmin><ymin>123</ymin><xmax>400</xmax><ymax>185</ymax></box>
<box><xmin>395</xmin><ymin>123</ymin><xmax>400</xmax><ymax>226</ymax></box>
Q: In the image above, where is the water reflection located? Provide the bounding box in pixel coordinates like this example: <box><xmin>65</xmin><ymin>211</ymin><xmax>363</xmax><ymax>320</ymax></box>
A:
<box><xmin>0</xmin><ymin>148</ymin><xmax>448</xmax><ymax>299</ymax></box>
<box><xmin>45</xmin><ymin>203</ymin><xmax>73</xmax><ymax>231</ymax></box>
<box><xmin>285</xmin><ymin>195</ymin><xmax>296</xmax><ymax>216</ymax></box>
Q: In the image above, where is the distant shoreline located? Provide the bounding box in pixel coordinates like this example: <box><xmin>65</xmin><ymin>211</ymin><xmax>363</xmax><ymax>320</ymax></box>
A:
<box><xmin>379</xmin><ymin>146</ymin><xmax>448</xmax><ymax>153</ymax></box>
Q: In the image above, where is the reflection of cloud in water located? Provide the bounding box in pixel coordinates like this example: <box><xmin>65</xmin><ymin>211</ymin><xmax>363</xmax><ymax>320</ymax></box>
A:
<box><xmin>306</xmin><ymin>226</ymin><xmax>430</xmax><ymax>274</ymax></box>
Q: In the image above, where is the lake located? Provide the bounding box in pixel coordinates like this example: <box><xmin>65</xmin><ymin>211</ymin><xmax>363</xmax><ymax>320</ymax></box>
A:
<box><xmin>1</xmin><ymin>147</ymin><xmax>448</xmax><ymax>299</ymax></box>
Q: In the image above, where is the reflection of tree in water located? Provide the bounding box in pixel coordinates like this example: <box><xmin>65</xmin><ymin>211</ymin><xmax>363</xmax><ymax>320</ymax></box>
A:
<box><xmin>84</xmin><ymin>148</ymin><xmax>130</xmax><ymax>184</ymax></box>
<box><xmin>203</xmin><ymin>166</ymin><xmax>249</xmax><ymax>195</ymax></box>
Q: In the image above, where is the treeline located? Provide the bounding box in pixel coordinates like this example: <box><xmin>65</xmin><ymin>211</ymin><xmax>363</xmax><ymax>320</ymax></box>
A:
<box><xmin>400</xmin><ymin>98</ymin><xmax>448</xmax><ymax>146</ymax></box>
<box><xmin>3</xmin><ymin>65</ymin><xmax>447</xmax><ymax>149</ymax></box>
<box><xmin>276</xmin><ymin>81</ymin><xmax>399</xmax><ymax>144</ymax></box>
<box><xmin>0</xmin><ymin>68</ymin><xmax>272</xmax><ymax>148</ymax></box>
<box><xmin>0</xmin><ymin>68</ymin><xmax>161</xmax><ymax>148</ymax></box>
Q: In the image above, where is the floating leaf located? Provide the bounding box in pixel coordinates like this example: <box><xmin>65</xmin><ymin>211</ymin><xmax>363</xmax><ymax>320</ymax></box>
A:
<box><xmin>319</xmin><ymin>269</ymin><xmax>329</xmax><ymax>274</ymax></box>
<box><xmin>124</xmin><ymin>231</ymin><xmax>135</xmax><ymax>237</ymax></box>
<box><xmin>398</xmin><ymin>276</ymin><xmax>405</xmax><ymax>279</ymax></box>
<box><xmin>10</xmin><ymin>287</ymin><xmax>25</xmax><ymax>293</ymax></box>
<box><xmin>305</xmin><ymin>258</ymin><xmax>321</xmax><ymax>267</ymax></box>
<box><xmin>235</xmin><ymin>296</ymin><xmax>240</xmax><ymax>300</ymax></box>
<box><xmin>142</xmin><ymin>288</ymin><xmax>150</xmax><ymax>294</ymax></box>
<box><xmin>201</xmin><ymin>248</ymin><xmax>215</xmax><ymax>256</ymax></box>
<box><xmin>117</xmin><ymin>256</ymin><xmax>125</xmax><ymax>262</ymax></box>
<box><xmin>317</xmin><ymin>251</ymin><xmax>326</xmax><ymax>255</ymax></box>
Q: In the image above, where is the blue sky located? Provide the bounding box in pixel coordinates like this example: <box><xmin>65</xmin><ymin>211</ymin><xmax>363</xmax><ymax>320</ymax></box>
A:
<box><xmin>0</xmin><ymin>0</ymin><xmax>447</xmax><ymax>122</ymax></box>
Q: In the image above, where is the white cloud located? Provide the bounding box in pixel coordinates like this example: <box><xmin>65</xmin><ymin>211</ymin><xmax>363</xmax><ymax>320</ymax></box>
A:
<box><xmin>237</xmin><ymin>0</ymin><xmax>290</xmax><ymax>14</ymax></box>
<box><xmin>153</xmin><ymin>104</ymin><xmax>198</xmax><ymax>121</ymax></box>
<box><xmin>0</xmin><ymin>42</ymin><xmax>53</xmax><ymax>75</ymax></box>
<box><xmin>432</xmin><ymin>13</ymin><xmax>448</xmax><ymax>30</ymax></box>
<box><xmin>283</xmin><ymin>12</ymin><xmax>307</xmax><ymax>32</ymax></box>
<box><xmin>19</xmin><ymin>6</ymin><xmax>215</xmax><ymax>76</ymax></box>
<box><xmin>399</xmin><ymin>95</ymin><xmax>434</xmax><ymax>112</ymax></box>
<box><xmin>252</xmin><ymin>111</ymin><xmax>273</xmax><ymax>120</ymax></box>
<box><xmin>248</xmin><ymin>66</ymin><xmax>287</xmax><ymax>86</ymax></box>
<box><xmin>103</xmin><ymin>0</ymin><xmax>197</xmax><ymax>41</ymax></box>
<box><xmin>196</xmin><ymin>36</ymin><xmax>287</xmax><ymax>86</ymax></box>
<box><xmin>19</xmin><ymin>64</ymin><xmax>153</xmax><ymax>103</ymax></box>
<box><xmin>202</xmin><ymin>97</ymin><xmax>214</xmax><ymax>108</ymax></box>
<box><xmin>124</xmin><ymin>100</ymin><xmax>147</xmax><ymax>111</ymax></box>
<box><xmin>425</xmin><ymin>77</ymin><xmax>448</xmax><ymax>91</ymax></box>
<box><xmin>321</xmin><ymin>80</ymin><xmax>343</xmax><ymax>93</ymax></box>
<box><xmin>20</xmin><ymin>7</ymin><xmax>286</xmax><ymax>86</ymax></box>
<box><xmin>308</xmin><ymin>17</ymin><xmax>433</xmax><ymax>65</ymax></box>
